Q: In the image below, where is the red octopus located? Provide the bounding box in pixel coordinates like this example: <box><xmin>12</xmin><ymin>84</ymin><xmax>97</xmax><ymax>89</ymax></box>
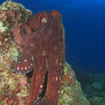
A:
<box><xmin>13</xmin><ymin>10</ymin><xmax>65</xmax><ymax>105</ymax></box>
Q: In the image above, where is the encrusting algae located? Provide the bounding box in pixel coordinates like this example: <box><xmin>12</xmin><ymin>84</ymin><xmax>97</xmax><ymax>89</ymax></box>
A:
<box><xmin>0</xmin><ymin>0</ymin><xmax>32</xmax><ymax>104</ymax></box>
<box><xmin>0</xmin><ymin>0</ymin><xmax>89</xmax><ymax>105</ymax></box>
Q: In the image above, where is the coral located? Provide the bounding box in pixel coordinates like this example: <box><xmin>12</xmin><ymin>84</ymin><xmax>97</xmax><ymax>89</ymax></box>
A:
<box><xmin>0</xmin><ymin>0</ymin><xmax>32</xmax><ymax>105</ymax></box>
<box><xmin>58</xmin><ymin>63</ymin><xmax>89</xmax><ymax>105</ymax></box>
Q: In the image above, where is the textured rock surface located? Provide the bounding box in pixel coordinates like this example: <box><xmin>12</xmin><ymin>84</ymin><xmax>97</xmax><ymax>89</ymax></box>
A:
<box><xmin>0</xmin><ymin>1</ymin><xmax>89</xmax><ymax>105</ymax></box>
<box><xmin>58</xmin><ymin>63</ymin><xmax>89</xmax><ymax>105</ymax></box>
<box><xmin>0</xmin><ymin>1</ymin><xmax>32</xmax><ymax>105</ymax></box>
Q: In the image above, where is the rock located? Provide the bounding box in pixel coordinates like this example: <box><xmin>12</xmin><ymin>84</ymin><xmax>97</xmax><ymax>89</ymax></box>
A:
<box><xmin>58</xmin><ymin>63</ymin><xmax>89</xmax><ymax>105</ymax></box>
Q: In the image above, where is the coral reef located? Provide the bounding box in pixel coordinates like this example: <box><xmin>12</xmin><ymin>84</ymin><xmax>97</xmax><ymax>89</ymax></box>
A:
<box><xmin>58</xmin><ymin>63</ymin><xmax>89</xmax><ymax>105</ymax></box>
<box><xmin>0</xmin><ymin>1</ymin><xmax>89</xmax><ymax>105</ymax></box>
<box><xmin>0</xmin><ymin>0</ymin><xmax>32</xmax><ymax>105</ymax></box>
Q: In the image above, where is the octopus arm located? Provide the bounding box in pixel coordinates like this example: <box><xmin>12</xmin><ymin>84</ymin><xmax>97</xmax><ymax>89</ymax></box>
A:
<box><xmin>14</xmin><ymin>52</ymin><xmax>34</xmax><ymax>74</ymax></box>
<box><xmin>12</xmin><ymin>23</ymin><xmax>23</xmax><ymax>46</ymax></box>
<box><xmin>12</xmin><ymin>23</ymin><xmax>32</xmax><ymax>46</ymax></box>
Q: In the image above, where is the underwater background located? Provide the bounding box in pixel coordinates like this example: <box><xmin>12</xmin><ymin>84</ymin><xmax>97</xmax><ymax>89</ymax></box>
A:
<box><xmin>1</xmin><ymin>0</ymin><xmax>105</xmax><ymax>73</ymax></box>
<box><xmin>0</xmin><ymin>0</ymin><xmax>105</xmax><ymax>105</ymax></box>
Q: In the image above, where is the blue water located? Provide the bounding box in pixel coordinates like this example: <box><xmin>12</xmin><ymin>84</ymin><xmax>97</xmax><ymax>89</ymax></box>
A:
<box><xmin>1</xmin><ymin>0</ymin><xmax>105</xmax><ymax>73</ymax></box>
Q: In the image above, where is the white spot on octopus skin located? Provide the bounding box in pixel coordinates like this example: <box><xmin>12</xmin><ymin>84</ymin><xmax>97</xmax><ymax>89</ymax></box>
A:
<box><xmin>60</xmin><ymin>62</ymin><xmax>62</xmax><ymax>66</ymax></box>
<box><xmin>58</xmin><ymin>90</ymin><xmax>60</xmax><ymax>94</ymax></box>
<box><xmin>30</xmin><ymin>43</ymin><xmax>34</xmax><ymax>47</ymax></box>
<box><xmin>42</xmin><ymin>51</ymin><xmax>47</xmax><ymax>56</ymax></box>
<box><xmin>56</xmin><ymin>77</ymin><xmax>58</xmax><ymax>81</ymax></box>
<box><xmin>26</xmin><ymin>52</ymin><xmax>29</xmax><ymax>54</ymax></box>
<box><xmin>26</xmin><ymin>70</ymin><xmax>30</xmax><ymax>73</ymax></box>
<box><xmin>40</xmin><ymin>84</ymin><xmax>43</xmax><ymax>89</ymax></box>
<box><xmin>24</xmin><ymin>59</ymin><xmax>27</xmax><ymax>62</ymax></box>
<box><xmin>25</xmin><ymin>67</ymin><xmax>27</xmax><ymax>70</ymax></box>
<box><xmin>17</xmin><ymin>67</ymin><xmax>19</xmax><ymax>70</ymax></box>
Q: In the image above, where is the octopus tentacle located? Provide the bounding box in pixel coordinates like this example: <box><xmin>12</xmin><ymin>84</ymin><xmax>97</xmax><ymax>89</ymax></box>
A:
<box><xmin>12</xmin><ymin>23</ymin><xmax>23</xmax><ymax>46</ymax></box>
<box><xmin>26</xmin><ymin>58</ymin><xmax>47</xmax><ymax>105</ymax></box>
<box><xmin>14</xmin><ymin>55</ymin><xmax>34</xmax><ymax>73</ymax></box>
<box><xmin>20</xmin><ymin>23</ymin><xmax>32</xmax><ymax>36</ymax></box>
<box><xmin>12</xmin><ymin>23</ymin><xmax>32</xmax><ymax>46</ymax></box>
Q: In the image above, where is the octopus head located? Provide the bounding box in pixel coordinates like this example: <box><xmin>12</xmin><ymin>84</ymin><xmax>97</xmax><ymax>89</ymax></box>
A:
<box><xmin>28</xmin><ymin>10</ymin><xmax>62</xmax><ymax>31</ymax></box>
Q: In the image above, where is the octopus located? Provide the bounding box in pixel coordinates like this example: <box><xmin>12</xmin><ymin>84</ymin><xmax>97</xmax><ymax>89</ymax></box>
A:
<box><xmin>13</xmin><ymin>10</ymin><xmax>65</xmax><ymax>105</ymax></box>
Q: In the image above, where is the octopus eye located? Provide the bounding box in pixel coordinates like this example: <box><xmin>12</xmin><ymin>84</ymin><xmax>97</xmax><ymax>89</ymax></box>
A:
<box><xmin>41</xmin><ymin>18</ymin><xmax>47</xmax><ymax>23</ymax></box>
